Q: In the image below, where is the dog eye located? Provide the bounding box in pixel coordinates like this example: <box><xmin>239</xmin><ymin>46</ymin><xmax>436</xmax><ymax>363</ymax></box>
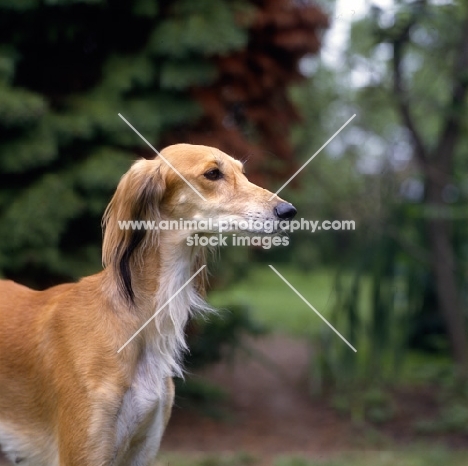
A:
<box><xmin>204</xmin><ymin>168</ymin><xmax>223</xmax><ymax>181</ymax></box>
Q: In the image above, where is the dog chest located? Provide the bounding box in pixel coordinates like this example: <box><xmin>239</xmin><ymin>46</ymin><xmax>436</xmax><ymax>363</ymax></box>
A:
<box><xmin>0</xmin><ymin>421</ymin><xmax>58</xmax><ymax>466</ymax></box>
<box><xmin>113</xmin><ymin>350</ymin><xmax>170</xmax><ymax>460</ymax></box>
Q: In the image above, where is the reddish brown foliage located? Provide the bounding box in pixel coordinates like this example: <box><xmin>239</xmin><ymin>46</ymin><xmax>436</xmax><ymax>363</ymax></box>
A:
<box><xmin>164</xmin><ymin>0</ymin><xmax>328</xmax><ymax>185</ymax></box>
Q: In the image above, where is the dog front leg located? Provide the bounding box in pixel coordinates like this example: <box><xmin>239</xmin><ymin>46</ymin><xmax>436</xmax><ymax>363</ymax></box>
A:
<box><xmin>57</xmin><ymin>396</ymin><xmax>118</xmax><ymax>466</ymax></box>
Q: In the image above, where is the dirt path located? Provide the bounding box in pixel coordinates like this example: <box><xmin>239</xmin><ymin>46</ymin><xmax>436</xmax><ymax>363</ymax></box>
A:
<box><xmin>0</xmin><ymin>335</ymin><xmax>346</xmax><ymax>466</ymax></box>
<box><xmin>161</xmin><ymin>334</ymin><xmax>361</xmax><ymax>456</ymax></box>
<box><xmin>2</xmin><ymin>334</ymin><xmax>463</xmax><ymax>465</ymax></box>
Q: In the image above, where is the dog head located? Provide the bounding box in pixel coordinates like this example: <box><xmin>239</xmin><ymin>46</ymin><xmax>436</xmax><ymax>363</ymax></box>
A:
<box><xmin>102</xmin><ymin>144</ymin><xmax>297</xmax><ymax>302</ymax></box>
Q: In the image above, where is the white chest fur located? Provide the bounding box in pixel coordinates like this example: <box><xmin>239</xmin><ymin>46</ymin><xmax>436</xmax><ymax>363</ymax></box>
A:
<box><xmin>0</xmin><ymin>421</ymin><xmax>58</xmax><ymax>466</ymax></box>
<box><xmin>111</xmin><ymin>245</ymin><xmax>211</xmax><ymax>465</ymax></box>
<box><xmin>112</xmin><ymin>350</ymin><xmax>170</xmax><ymax>465</ymax></box>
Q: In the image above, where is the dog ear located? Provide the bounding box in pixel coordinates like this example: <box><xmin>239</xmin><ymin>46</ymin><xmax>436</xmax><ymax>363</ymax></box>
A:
<box><xmin>102</xmin><ymin>160</ymin><xmax>165</xmax><ymax>303</ymax></box>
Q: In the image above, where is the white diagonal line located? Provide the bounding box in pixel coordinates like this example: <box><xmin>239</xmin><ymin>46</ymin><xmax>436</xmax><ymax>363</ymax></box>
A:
<box><xmin>118</xmin><ymin>113</ymin><xmax>207</xmax><ymax>201</ymax></box>
<box><xmin>268</xmin><ymin>265</ymin><xmax>357</xmax><ymax>352</ymax></box>
<box><xmin>117</xmin><ymin>265</ymin><xmax>206</xmax><ymax>353</ymax></box>
<box><xmin>269</xmin><ymin>114</ymin><xmax>356</xmax><ymax>200</ymax></box>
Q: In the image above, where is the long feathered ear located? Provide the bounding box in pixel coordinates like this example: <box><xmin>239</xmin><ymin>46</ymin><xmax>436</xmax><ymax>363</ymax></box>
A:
<box><xmin>102</xmin><ymin>160</ymin><xmax>165</xmax><ymax>303</ymax></box>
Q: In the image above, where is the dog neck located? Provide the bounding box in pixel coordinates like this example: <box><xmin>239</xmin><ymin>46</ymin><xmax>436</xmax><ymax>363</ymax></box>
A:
<box><xmin>109</xmin><ymin>230</ymin><xmax>210</xmax><ymax>378</ymax></box>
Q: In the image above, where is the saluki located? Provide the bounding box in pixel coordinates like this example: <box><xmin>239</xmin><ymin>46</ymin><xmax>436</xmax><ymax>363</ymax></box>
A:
<box><xmin>0</xmin><ymin>143</ymin><xmax>297</xmax><ymax>466</ymax></box>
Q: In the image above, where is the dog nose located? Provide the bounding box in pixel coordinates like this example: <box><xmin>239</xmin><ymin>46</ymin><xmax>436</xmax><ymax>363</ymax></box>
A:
<box><xmin>274</xmin><ymin>202</ymin><xmax>297</xmax><ymax>220</ymax></box>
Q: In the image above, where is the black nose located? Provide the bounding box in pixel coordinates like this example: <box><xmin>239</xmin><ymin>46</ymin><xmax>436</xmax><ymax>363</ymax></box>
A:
<box><xmin>274</xmin><ymin>202</ymin><xmax>297</xmax><ymax>220</ymax></box>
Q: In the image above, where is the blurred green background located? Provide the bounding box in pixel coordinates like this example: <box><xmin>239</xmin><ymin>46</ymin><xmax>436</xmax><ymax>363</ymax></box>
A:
<box><xmin>0</xmin><ymin>0</ymin><xmax>467</xmax><ymax>464</ymax></box>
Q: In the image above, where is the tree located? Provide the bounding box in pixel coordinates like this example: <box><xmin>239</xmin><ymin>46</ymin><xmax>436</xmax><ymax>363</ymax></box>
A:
<box><xmin>0</xmin><ymin>0</ymin><xmax>326</xmax><ymax>287</ymax></box>
<box><xmin>346</xmin><ymin>1</ymin><xmax>468</xmax><ymax>373</ymax></box>
<box><xmin>164</xmin><ymin>0</ymin><xmax>328</xmax><ymax>185</ymax></box>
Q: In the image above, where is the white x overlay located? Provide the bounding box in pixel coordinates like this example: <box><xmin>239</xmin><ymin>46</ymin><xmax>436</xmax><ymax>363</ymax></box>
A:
<box><xmin>269</xmin><ymin>114</ymin><xmax>356</xmax><ymax>200</ymax></box>
<box><xmin>117</xmin><ymin>265</ymin><xmax>207</xmax><ymax>353</ymax></box>
<box><xmin>118</xmin><ymin>113</ymin><xmax>207</xmax><ymax>201</ymax></box>
<box><xmin>269</xmin><ymin>265</ymin><xmax>357</xmax><ymax>352</ymax></box>
<box><xmin>117</xmin><ymin>113</ymin><xmax>357</xmax><ymax>353</ymax></box>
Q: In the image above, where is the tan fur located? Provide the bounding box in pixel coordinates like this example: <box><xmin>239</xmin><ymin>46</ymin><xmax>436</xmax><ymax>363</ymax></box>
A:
<box><xmin>0</xmin><ymin>144</ymin><xmax>296</xmax><ymax>466</ymax></box>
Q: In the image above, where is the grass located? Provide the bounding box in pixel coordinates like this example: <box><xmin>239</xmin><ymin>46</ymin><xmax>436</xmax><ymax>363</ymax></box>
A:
<box><xmin>159</xmin><ymin>448</ymin><xmax>468</xmax><ymax>466</ymax></box>
<box><xmin>208</xmin><ymin>265</ymin><xmax>370</xmax><ymax>336</ymax></box>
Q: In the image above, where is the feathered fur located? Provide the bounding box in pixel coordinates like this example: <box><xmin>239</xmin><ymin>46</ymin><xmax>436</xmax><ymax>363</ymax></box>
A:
<box><xmin>0</xmin><ymin>143</ymin><xmax>295</xmax><ymax>466</ymax></box>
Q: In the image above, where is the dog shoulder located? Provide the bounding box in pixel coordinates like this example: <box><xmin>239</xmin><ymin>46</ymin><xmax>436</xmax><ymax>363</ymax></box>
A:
<box><xmin>0</xmin><ymin>279</ymin><xmax>34</xmax><ymax>296</ymax></box>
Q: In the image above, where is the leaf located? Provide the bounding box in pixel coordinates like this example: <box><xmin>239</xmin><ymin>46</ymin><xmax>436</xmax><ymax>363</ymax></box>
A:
<box><xmin>0</xmin><ymin>173</ymin><xmax>84</xmax><ymax>251</ymax></box>
<box><xmin>0</xmin><ymin>85</ymin><xmax>47</xmax><ymax>128</ymax></box>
